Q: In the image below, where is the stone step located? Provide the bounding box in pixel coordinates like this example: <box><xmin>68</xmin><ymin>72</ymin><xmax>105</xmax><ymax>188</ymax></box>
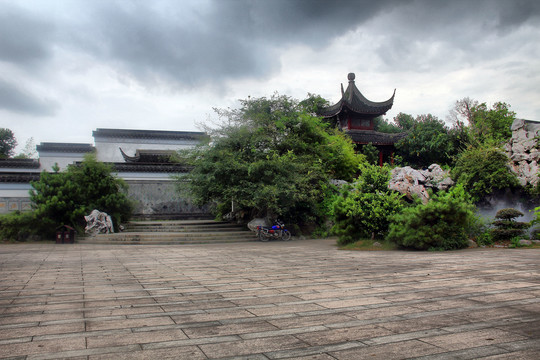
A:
<box><xmin>78</xmin><ymin>232</ymin><xmax>257</xmax><ymax>245</ymax></box>
<box><xmin>123</xmin><ymin>221</ymin><xmax>244</xmax><ymax>233</ymax></box>
<box><xmin>78</xmin><ymin>220</ymin><xmax>257</xmax><ymax>245</ymax></box>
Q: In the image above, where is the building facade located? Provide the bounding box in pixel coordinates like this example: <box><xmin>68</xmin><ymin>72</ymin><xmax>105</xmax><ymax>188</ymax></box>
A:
<box><xmin>0</xmin><ymin>129</ymin><xmax>208</xmax><ymax>219</ymax></box>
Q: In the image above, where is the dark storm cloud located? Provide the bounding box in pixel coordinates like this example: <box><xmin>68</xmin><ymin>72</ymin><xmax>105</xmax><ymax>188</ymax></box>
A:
<box><xmin>0</xmin><ymin>4</ymin><xmax>55</xmax><ymax>65</ymax></box>
<box><xmin>1</xmin><ymin>0</ymin><xmax>540</xmax><ymax>108</ymax></box>
<box><xmin>0</xmin><ymin>78</ymin><xmax>57</xmax><ymax>116</ymax></box>
<box><xmin>62</xmin><ymin>0</ymin><xmax>402</xmax><ymax>90</ymax></box>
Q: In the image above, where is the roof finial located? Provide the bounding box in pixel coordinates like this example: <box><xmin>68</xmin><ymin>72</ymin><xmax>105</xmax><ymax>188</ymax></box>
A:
<box><xmin>347</xmin><ymin>73</ymin><xmax>355</xmax><ymax>82</ymax></box>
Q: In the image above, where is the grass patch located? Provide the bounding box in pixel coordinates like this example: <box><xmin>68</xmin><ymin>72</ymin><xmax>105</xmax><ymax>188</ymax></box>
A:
<box><xmin>339</xmin><ymin>238</ymin><xmax>398</xmax><ymax>251</ymax></box>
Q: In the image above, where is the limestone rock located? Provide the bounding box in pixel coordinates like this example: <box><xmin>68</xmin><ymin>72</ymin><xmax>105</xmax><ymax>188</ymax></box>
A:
<box><xmin>506</xmin><ymin>118</ymin><xmax>540</xmax><ymax>187</ymax></box>
<box><xmin>388</xmin><ymin>164</ymin><xmax>453</xmax><ymax>203</ymax></box>
<box><xmin>247</xmin><ymin>218</ymin><xmax>269</xmax><ymax>232</ymax></box>
<box><xmin>519</xmin><ymin>239</ymin><xmax>532</xmax><ymax>246</ymax></box>
<box><xmin>468</xmin><ymin>239</ymin><xmax>478</xmax><ymax>248</ymax></box>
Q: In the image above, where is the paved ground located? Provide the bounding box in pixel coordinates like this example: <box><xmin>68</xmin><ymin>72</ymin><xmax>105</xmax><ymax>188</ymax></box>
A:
<box><xmin>0</xmin><ymin>239</ymin><xmax>538</xmax><ymax>360</ymax></box>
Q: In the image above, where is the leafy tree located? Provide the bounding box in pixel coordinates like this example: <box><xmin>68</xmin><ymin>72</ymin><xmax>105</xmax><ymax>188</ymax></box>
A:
<box><xmin>373</xmin><ymin>116</ymin><xmax>402</xmax><ymax>133</ymax></box>
<box><xmin>393</xmin><ymin>112</ymin><xmax>416</xmax><ymax>131</ymax></box>
<box><xmin>386</xmin><ymin>184</ymin><xmax>475</xmax><ymax>250</ymax></box>
<box><xmin>30</xmin><ymin>154</ymin><xmax>132</xmax><ymax>236</ymax></box>
<box><xmin>0</xmin><ymin>128</ymin><xmax>17</xmax><ymax>159</ymax></box>
<box><xmin>451</xmin><ymin>146</ymin><xmax>519</xmax><ymax>202</ymax></box>
<box><xmin>178</xmin><ymin>93</ymin><xmax>362</xmax><ymax>226</ymax></box>
<box><xmin>359</xmin><ymin>143</ymin><xmax>379</xmax><ymax>165</ymax></box>
<box><xmin>468</xmin><ymin>102</ymin><xmax>516</xmax><ymax>145</ymax></box>
<box><xmin>395</xmin><ymin>114</ymin><xmax>461</xmax><ymax>167</ymax></box>
<box><xmin>332</xmin><ymin>164</ymin><xmax>404</xmax><ymax>245</ymax></box>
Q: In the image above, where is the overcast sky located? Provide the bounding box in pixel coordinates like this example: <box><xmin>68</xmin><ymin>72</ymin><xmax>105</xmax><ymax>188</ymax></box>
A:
<box><xmin>1</xmin><ymin>0</ymin><xmax>539</xmax><ymax>153</ymax></box>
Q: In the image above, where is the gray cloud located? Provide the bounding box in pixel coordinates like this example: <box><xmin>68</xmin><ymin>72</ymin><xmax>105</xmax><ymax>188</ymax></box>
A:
<box><xmin>1</xmin><ymin>0</ymin><xmax>539</xmax><ymax>114</ymax></box>
<box><xmin>0</xmin><ymin>78</ymin><xmax>58</xmax><ymax>116</ymax></box>
<box><xmin>0</xmin><ymin>4</ymin><xmax>55</xmax><ymax>65</ymax></box>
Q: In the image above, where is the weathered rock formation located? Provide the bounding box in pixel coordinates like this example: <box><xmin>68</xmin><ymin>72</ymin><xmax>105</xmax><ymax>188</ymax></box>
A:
<box><xmin>388</xmin><ymin>164</ymin><xmax>454</xmax><ymax>203</ymax></box>
<box><xmin>506</xmin><ymin>119</ymin><xmax>540</xmax><ymax>187</ymax></box>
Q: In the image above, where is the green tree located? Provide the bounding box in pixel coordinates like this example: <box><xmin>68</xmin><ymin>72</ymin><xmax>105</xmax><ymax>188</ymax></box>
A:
<box><xmin>332</xmin><ymin>164</ymin><xmax>404</xmax><ymax>245</ymax></box>
<box><xmin>373</xmin><ymin>116</ymin><xmax>402</xmax><ymax>133</ymax></box>
<box><xmin>468</xmin><ymin>102</ymin><xmax>515</xmax><ymax>145</ymax></box>
<box><xmin>451</xmin><ymin>146</ymin><xmax>519</xmax><ymax>202</ymax></box>
<box><xmin>395</xmin><ymin>114</ymin><xmax>460</xmax><ymax>167</ymax></box>
<box><xmin>30</xmin><ymin>154</ymin><xmax>132</xmax><ymax>236</ymax></box>
<box><xmin>0</xmin><ymin>128</ymin><xmax>17</xmax><ymax>159</ymax></box>
<box><xmin>387</xmin><ymin>184</ymin><xmax>475</xmax><ymax>250</ymax></box>
<box><xmin>178</xmin><ymin>93</ymin><xmax>362</xmax><ymax>226</ymax></box>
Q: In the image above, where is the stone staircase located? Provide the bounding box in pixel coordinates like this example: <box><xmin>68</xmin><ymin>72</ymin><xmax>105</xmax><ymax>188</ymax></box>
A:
<box><xmin>77</xmin><ymin>220</ymin><xmax>256</xmax><ymax>245</ymax></box>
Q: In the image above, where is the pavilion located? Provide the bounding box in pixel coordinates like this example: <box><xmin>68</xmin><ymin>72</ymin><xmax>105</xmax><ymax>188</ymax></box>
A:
<box><xmin>319</xmin><ymin>73</ymin><xmax>406</xmax><ymax>165</ymax></box>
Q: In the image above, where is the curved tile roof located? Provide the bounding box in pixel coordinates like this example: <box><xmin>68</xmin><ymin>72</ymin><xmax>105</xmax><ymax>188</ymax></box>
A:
<box><xmin>320</xmin><ymin>73</ymin><xmax>395</xmax><ymax>117</ymax></box>
<box><xmin>93</xmin><ymin>128</ymin><xmax>207</xmax><ymax>141</ymax></box>
<box><xmin>36</xmin><ymin>143</ymin><xmax>95</xmax><ymax>153</ymax></box>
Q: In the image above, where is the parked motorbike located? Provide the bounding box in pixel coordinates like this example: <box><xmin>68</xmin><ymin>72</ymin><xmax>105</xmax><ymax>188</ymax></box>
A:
<box><xmin>256</xmin><ymin>220</ymin><xmax>291</xmax><ymax>242</ymax></box>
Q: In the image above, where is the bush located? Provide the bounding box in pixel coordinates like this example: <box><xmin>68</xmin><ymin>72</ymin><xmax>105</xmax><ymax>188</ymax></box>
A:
<box><xmin>0</xmin><ymin>211</ymin><xmax>38</xmax><ymax>241</ymax></box>
<box><xmin>452</xmin><ymin>147</ymin><xmax>519</xmax><ymax>202</ymax></box>
<box><xmin>386</xmin><ymin>184</ymin><xmax>475</xmax><ymax>250</ymax></box>
<box><xmin>332</xmin><ymin>164</ymin><xmax>404</xmax><ymax>245</ymax></box>
<box><xmin>30</xmin><ymin>154</ymin><xmax>133</xmax><ymax>237</ymax></box>
<box><xmin>490</xmin><ymin>208</ymin><xmax>528</xmax><ymax>241</ymax></box>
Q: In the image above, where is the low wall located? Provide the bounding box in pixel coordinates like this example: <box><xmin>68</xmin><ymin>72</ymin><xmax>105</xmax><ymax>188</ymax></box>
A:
<box><xmin>125</xmin><ymin>180</ymin><xmax>210</xmax><ymax>219</ymax></box>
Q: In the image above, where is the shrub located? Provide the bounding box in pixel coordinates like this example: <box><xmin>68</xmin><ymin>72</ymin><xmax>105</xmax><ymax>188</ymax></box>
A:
<box><xmin>490</xmin><ymin>208</ymin><xmax>528</xmax><ymax>241</ymax></box>
<box><xmin>332</xmin><ymin>164</ymin><xmax>404</xmax><ymax>245</ymax></box>
<box><xmin>452</xmin><ymin>147</ymin><xmax>519</xmax><ymax>202</ymax></box>
<box><xmin>386</xmin><ymin>184</ymin><xmax>475</xmax><ymax>250</ymax></box>
<box><xmin>0</xmin><ymin>211</ymin><xmax>38</xmax><ymax>241</ymax></box>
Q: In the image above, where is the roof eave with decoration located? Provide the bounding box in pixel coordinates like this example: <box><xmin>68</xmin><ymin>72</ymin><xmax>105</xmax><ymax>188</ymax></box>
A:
<box><xmin>345</xmin><ymin>130</ymin><xmax>408</xmax><ymax>146</ymax></box>
<box><xmin>36</xmin><ymin>143</ymin><xmax>95</xmax><ymax>153</ymax></box>
<box><xmin>319</xmin><ymin>73</ymin><xmax>395</xmax><ymax>118</ymax></box>
<box><xmin>93</xmin><ymin>128</ymin><xmax>207</xmax><ymax>141</ymax></box>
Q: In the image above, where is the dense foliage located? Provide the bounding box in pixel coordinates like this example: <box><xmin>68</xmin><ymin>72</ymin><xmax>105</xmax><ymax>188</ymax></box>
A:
<box><xmin>468</xmin><ymin>102</ymin><xmax>516</xmax><ymax>146</ymax></box>
<box><xmin>394</xmin><ymin>114</ymin><xmax>464</xmax><ymax>167</ymax></box>
<box><xmin>490</xmin><ymin>208</ymin><xmax>528</xmax><ymax>241</ymax></box>
<box><xmin>386</xmin><ymin>184</ymin><xmax>475</xmax><ymax>250</ymax></box>
<box><xmin>451</xmin><ymin>146</ymin><xmax>519</xmax><ymax>202</ymax></box>
<box><xmin>332</xmin><ymin>164</ymin><xmax>404</xmax><ymax>245</ymax></box>
<box><xmin>0</xmin><ymin>211</ymin><xmax>36</xmax><ymax>241</ymax></box>
<box><xmin>178</xmin><ymin>94</ymin><xmax>362</xmax><ymax>225</ymax></box>
<box><xmin>0</xmin><ymin>128</ymin><xmax>17</xmax><ymax>159</ymax></box>
<box><xmin>30</xmin><ymin>154</ymin><xmax>132</xmax><ymax>237</ymax></box>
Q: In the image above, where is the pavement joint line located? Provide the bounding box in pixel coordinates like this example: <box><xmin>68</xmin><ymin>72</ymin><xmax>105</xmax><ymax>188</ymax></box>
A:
<box><xmin>408</xmin><ymin>344</ymin><xmax>510</xmax><ymax>360</ymax></box>
<box><xmin>497</xmin><ymin>338</ymin><xmax>540</xmax><ymax>351</ymax></box>
<box><xmin>362</xmin><ymin>328</ymin><xmax>451</xmax><ymax>345</ymax></box>
<box><xmin>239</xmin><ymin>325</ymin><xmax>328</xmax><ymax>340</ymax></box>
<box><xmin>141</xmin><ymin>334</ymin><xmax>241</xmax><ymax>350</ymax></box>
<box><xmin>24</xmin><ymin>344</ymin><xmax>141</xmax><ymax>360</ymax></box>
<box><xmin>264</xmin><ymin>341</ymin><xmax>365</xmax><ymax>359</ymax></box>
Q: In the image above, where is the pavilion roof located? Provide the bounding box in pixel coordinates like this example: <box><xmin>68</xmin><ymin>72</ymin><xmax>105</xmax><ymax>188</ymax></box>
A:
<box><xmin>320</xmin><ymin>73</ymin><xmax>395</xmax><ymax>117</ymax></box>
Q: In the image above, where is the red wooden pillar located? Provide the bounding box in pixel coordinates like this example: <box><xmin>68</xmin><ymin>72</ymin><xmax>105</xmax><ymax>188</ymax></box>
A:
<box><xmin>379</xmin><ymin>151</ymin><xmax>383</xmax><ymax>167</ymax></box>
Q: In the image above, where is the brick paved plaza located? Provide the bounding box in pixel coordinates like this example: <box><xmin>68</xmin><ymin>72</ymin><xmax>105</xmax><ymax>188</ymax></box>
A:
<box><xmin>0</xmin><ymin>239</ymin><xmax>538</xmax><ymax>359</ymax></box>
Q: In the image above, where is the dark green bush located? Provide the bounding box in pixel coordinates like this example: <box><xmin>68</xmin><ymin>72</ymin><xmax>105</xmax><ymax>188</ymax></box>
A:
<box><xmin>386</xmin><ymin>184</ymin><xmax>475</xmax><ymax>250</ymax></box>
<box><xmin>452</xmin><ymin>147</ymin><xmax>519</xmax><ymax>202</ymax></box>
<box><xmin>490</xmin><ymin>208</ymin><xmax>528</xmax><ymax>241</ymax></box>
<box><xmin>0</xmin><ymin>211</ymin><xmax>39</xmax><ymax>241</ymax></box>
<box><xmin>494</xmin><ymin>208</ymin><xmax>523</xmax><ymax>220</ymax></box>
<box><xmin>332</xmin><ymin>164</ymin><xmax>404</xmax><ymax>245</ymax></box>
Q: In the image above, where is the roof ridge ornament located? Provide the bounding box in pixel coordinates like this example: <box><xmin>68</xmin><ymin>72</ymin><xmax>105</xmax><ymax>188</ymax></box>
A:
<box><xmin>347</xmin><ymin>73</ymin><xmax>355</xmax><ymax>82</ymax></box>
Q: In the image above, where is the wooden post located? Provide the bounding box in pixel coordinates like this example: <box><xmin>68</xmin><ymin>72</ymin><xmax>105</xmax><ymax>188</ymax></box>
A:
<box><xmin>379</xmin><ymin>151</ymin><xmax>383</xmax><ymax>167</ymax></box>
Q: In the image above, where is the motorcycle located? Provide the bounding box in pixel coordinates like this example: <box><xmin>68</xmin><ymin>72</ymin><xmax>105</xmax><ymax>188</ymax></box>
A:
<box><xmin>256</xmin><ymin>220</ymin><xmax>291</xmax><ymax>242</ymax></box>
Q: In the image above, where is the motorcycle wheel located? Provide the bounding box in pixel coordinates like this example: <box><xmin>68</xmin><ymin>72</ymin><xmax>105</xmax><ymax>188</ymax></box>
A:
<box><xmin>258</xmin><ymin>231</ymin><xmax>269</xmax><ymax>242</ymax></box>
<box><xmin>281</xmin><ymin>230</ymin><xmax>291</xmax><ymax>241</ymax></box>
